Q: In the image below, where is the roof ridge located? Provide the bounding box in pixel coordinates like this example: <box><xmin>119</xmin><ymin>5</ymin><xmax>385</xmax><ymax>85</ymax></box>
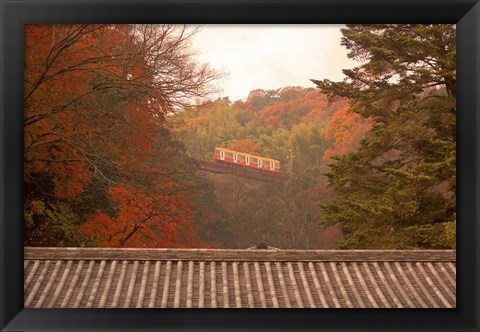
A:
<box><xmin>24</xmin><ymin>247</ymin><xmax>456</xmax><ymax>262</ymax></box>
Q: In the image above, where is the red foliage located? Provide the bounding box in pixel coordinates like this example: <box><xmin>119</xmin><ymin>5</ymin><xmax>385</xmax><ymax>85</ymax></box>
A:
<box><xmin>24</xmin><ymin>25</ymin><xmax>165</xmax><ymax>192</ymax></box>
<box><xmin>24</xmin><ymin>25</ymin><xmax>202</xmax><ymax>248</ymax></box>
<box><xmin>81</xmin><ymin>185</ymin><xmax>199</xmax><ymax>248</ymax></box>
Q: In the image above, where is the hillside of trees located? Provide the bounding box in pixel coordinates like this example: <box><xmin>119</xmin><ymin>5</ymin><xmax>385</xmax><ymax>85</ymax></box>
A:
<box><xmin>24</xmin><ymin>24</ymin><xmax>455</xmax><ymax>249</ymax></box>
<box><xmin>170</xmin><ymin>87</ymin><xmax>369</xmax><ymax>248</ymax></box>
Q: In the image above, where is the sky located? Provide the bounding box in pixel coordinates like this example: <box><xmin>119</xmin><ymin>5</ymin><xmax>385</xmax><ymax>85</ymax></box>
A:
<box><xmin>191</xmin><ymin>25</ymin><xmax>358</xmax><ymax>102</ymax></box>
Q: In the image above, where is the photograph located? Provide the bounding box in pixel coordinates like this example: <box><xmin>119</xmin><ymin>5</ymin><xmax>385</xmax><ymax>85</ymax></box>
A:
<box><xmin>22</xmin><ymin>24</ymin><xmax>457</xmax><ymax>309</ymax></box>
<box><xmin>1</xmin><ymin>0</ymin><xmax>479</xmax><ymax>330</ymax></box>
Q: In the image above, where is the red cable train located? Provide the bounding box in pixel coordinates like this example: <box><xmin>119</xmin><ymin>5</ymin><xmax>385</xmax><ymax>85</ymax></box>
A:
<box><xmin>214</xmin><ymin>147</ymin><xmax>281</xmax><ymax>174</ymax></box>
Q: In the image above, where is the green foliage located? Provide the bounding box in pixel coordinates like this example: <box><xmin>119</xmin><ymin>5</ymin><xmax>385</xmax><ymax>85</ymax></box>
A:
<box><xmin>245</xmin><ymin>89</ymin><xmax>282</xmax><ymax>110</ymax></box>
<box><xmin>336</xmin><ymin>227</ymin><xmax>384</xmax><ymax>249</ymax></box>
<box><xmin>444</xmin><ymin>217</ymin><xmax>456</xmax><ymax>248</ymax></box>
<box><xmin>44</xmin><ymin>203</ymin><xmax>97</xmax><ymax>247</ymax></box>
<box><xmin>25</xmin><ymin>200</ymin><xmax>97</xmax><ymax>247</ymax></box>
<box><xmin>25</xmin><ymin>200</ymin><xmax>46</xmax><ymax>228</ymax></box>
<box><xmin>313</xmin><ymin>24</ymin><xmax>456</xmax><ymax>249</ymax></box>
<box><xmin>401</xmin><ymin>221</ymin><xmax>456</xmax><ymax>249</ymax></box>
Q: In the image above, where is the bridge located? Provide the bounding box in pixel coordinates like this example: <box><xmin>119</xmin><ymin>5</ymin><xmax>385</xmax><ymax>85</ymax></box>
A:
<box><xmin>197</xmin><ymin>161</ymin><xmax>289</xmax><ymax>183</ymax></box>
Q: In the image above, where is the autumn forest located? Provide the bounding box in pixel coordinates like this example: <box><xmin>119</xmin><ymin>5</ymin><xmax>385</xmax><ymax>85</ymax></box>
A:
<box><xmin>24</xmin><ymin>24</ymin><xmax>456</xmax><ymax>249</ymax></box>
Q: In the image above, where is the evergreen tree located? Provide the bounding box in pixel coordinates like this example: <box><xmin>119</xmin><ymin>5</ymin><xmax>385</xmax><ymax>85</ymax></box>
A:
<box><xmin>312</xmin><ymin>24</ymin><xmax>456</xmax><ymax>249</ymax></box>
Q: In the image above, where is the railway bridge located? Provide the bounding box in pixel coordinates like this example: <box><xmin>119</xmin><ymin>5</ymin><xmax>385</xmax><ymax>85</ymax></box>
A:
<box><xmin>197</xmin><ymin>161</ymin><xmax>288</xmax><ymax>183</ymax></box>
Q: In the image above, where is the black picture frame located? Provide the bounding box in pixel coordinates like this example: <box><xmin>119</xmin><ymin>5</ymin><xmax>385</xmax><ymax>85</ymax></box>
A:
<box><xmin>1</xmin><ymin>0</ymin><xmax>479</xmax><ymax>331</ymax></box>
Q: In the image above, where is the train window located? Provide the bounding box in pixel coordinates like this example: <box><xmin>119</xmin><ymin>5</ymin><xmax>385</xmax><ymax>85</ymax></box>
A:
<box><xmin>262</xmin><ymin>160</ymin><xmax>270</xmax><ymax>167</ymax></box>
<box><xmin>225</xmin><ymin>152</ymin><xmax>233</xmax><ymax>159</ymax></box>
<box><xmin>234</xmin><ymin>154</ymin><xmax>238</xmax><ymax>162</ymax></box>
<box><xmin>246</xmin><ymin>156</ymin><xmax>250</xmax><ymax>165</ymax></box>
<box><xmin>215</xmin><ymin>149</ymin><xmax>220</xmax><ymax>155</ymax></box>
<box><xmin>258</xmin><ymin>159</ymin><xmax>262</xmax><ymax>167</ymax></box>
<box><xmin>251</xmin><ymin>157</ymin><xmax>258</xmax><ymax>164</ymax></box>
<box><xmin>238</xmin><ymin>155</ymin><xmax>246</xmax><ymax>161</ymax></box>
<box><xmin>274</xmin><ymin>162</ymin><xmax>280</xmax><ymax>169</ymax></box>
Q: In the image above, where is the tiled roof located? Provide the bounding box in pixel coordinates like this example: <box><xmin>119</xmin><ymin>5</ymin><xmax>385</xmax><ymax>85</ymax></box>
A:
<box><xmin>24</xmin><ymin>247</ymin><xmax>456</xmax><ymax>308</ymax></box>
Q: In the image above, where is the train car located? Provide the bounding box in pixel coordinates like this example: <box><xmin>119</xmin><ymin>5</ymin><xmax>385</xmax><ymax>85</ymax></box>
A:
<box><xmin>214</xmin><ymin>147</ymin><xmax>280</xmax><ymax>174</ymax></box>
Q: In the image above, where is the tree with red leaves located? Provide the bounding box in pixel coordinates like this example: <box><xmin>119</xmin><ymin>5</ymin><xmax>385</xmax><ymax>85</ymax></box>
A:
<box><xmin>24</xmin><ymin>24</ymin><xmax>220</xmax><ymax>247</ymax></box>
<box><xmin>81</xmin><ymin>185</ymin><xmax>197</xmax><ymax>248</ymax></box>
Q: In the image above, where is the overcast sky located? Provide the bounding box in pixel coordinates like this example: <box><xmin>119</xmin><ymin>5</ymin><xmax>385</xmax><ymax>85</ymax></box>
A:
<box><xmin>191</xmin><ymin>25</ymin><xmax>357</xmax><ymax>102</ymax></box>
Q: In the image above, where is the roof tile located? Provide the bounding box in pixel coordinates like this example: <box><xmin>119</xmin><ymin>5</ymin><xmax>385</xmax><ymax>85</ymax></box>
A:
<box><xmin>24</xmin><ymin>247</ymin><xmax>456</xmax><ymax>308</ymax></box>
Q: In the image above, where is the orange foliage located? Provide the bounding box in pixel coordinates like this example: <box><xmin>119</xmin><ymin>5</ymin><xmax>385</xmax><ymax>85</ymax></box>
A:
<box><xmin>322</xmin><ymin>105</ymin><xmax>371</xmax><ymax>161</ymax></box>
<box><xmin>256</xmin><ymin>89</ymin><xmax>346</xmax><ymax>128</ymax></box>
<box><xmin>182</xmin><ymin>115</ymin><xmax>209</xmax><ymax>128</ymax></box>
<box><xmin>24</xmin><ymin>25</ymin><xmax>203</xmax><ymax>248</ymax></box>
<box><xmin>228</xmin><ymin>139</ymin><xmax>262</xmax><ymax>154</ymax></box>
<box><xmin>81</xmin><ymin>185</ymin><xmax>198</xmax><ymax>248</ymax></box>
<box><xmin>24</xmin><ymin>25</ymin><xmax>166</xmax><ymax>188</ymax></box>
